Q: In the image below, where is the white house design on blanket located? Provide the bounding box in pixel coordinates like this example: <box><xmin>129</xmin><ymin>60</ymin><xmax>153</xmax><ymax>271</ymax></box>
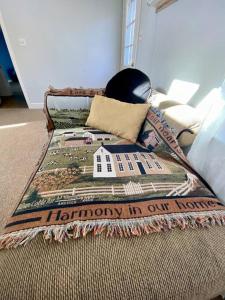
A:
<box><xmin>84</xmin><ymin>130</ymin><xmax>115</xmax><ymax>141</ymax></box>
<box><xmin>93</xmin><ymin>144</ymin><xmax>171</xmax><ymax>178</ymax></box>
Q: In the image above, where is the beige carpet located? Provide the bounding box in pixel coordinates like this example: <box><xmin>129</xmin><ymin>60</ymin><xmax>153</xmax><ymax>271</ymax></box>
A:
<box><xmin>0</xmin><ymin>109</ymin><xmax>225</xmax><ymax>300</ymax></box>
<box><xmin>0</xmin><ymin>109</ymin><xmax>48</xmax><ymax>233</ymax></box>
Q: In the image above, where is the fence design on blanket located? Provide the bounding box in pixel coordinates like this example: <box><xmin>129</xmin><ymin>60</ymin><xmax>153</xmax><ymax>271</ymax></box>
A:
<box><xmin>23</xmin><ymin>174</ymin><xmax>198</xmax><ymax>202</ymax></box>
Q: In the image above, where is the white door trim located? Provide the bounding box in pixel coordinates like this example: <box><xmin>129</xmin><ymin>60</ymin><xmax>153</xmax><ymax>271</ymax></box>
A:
<box><xmin>0</xmin><ymin>10</ymin><xmax>31</xmax><ymax>108</ymax></box>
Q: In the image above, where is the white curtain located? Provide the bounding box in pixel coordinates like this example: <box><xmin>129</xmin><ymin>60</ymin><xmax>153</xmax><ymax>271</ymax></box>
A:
<box><xmin>188</xmin><ymin>85</ymin><xmax>225</xmax><ymax>203</ymax></box>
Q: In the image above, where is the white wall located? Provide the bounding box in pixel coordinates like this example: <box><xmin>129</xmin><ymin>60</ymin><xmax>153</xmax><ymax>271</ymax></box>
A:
<box><xmin>0</xmin><ymin>0</ymin><xmax>122</xmax><ymax>108</ymax></box>
<box><xmin>136</xmin><ymin>0</ymin><xmax>225</xmax><ymax>106</ymax></box>
<box><xmin>135</xmin><ymin>2</ymin><xmax>155</xmax><ymax>79</ymax></box>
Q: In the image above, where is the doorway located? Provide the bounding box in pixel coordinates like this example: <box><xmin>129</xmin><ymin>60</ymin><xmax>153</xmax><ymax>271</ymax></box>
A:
<box><xmin>0</xmin><ymin>26</ymin><xmax>27</xmax><ymax>108</ymax></box>
<box><xmin>137</xmin><ymin>162</ymin><xmax>146</xmax><ymax>175</ymax></box>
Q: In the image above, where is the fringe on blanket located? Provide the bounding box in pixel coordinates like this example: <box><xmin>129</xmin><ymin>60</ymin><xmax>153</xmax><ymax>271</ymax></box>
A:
<box><xmin>1</xmin><ymin>211</ymin><xmax>225</xmax><ymax>250</ymax></box>
<box><xmin>46</xmin><ymin>85</ymin><xmax>105</xmax><ymax>97</ymax></box>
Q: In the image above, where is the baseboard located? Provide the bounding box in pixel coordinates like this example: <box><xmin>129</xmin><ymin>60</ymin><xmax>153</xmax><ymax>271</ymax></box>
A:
<box><xmin>29</xmin><ymin>102</ymin><xmax>44</xmax><ymax>109</ymax></box>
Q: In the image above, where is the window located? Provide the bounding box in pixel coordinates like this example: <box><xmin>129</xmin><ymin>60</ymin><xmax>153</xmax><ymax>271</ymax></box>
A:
<box><xmin>128</xmin><ymin>162</ymin><xmax>134</xmax><ymax>170</ymax></box>
<box><xmin>133</xmin><ymin>153</ymin><xmax>138</xmax><ymax>160</ymax></box>
<box><xmin>125</xmin><ymin>154</ymin><xmax>130</xmax><ymax>160</ymax></box>
<box><xmin>97</xmin><ymin>138</ymin><xmax>102</xmax><ymax>141</ymax></box>
<box><xmin>146</xmin><ymin>161</ymin><xmax>152</xmax><ymax>169</ymax></box>
<box><xmin>118</xmin><ymin>163</ymin><xmax>124</xmax><ymax>172</ymax></box>
<box><xmin>155</xmin><ymin>161</ymin><xmax>162</xmax><ymax>169</ymax></box>
<box><xmin>116</xmin><ymin>154</ymin><xmax>121</xmax><ymax>161</ymax></box>
<box><xmin>97</xmin><ymin>164</ymin><xmax>102</xmax><ymax>172</ymax></box>
<box><xmin>107</xmin><ymin>164</ymin><xmax>112</xmax><ymax>172</ymax></box>
<box><xmin>148</xmin><ymin>153</ymin><xmax>155</xmax><ymax>159</ymax></box>
<box><xmin>105</xmin><ymin>155</ymin><xmax>110</xmax><ymax>162</ymax></box>
<box><xmin>97</xmin><ymin>155</ymin><xmax>101</xmax><ymax>162</ymax></box>
<box><xmin>122</xmin><ymin>0</ymin><xmax>141</xmax><ymax>68</ymax></box>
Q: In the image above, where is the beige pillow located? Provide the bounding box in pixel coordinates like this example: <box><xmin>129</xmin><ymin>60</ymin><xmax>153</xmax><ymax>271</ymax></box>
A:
<box><xmin>86</xmin><ymin>95</ymin><xmax>150</xmax><ymax>143</ymax></box>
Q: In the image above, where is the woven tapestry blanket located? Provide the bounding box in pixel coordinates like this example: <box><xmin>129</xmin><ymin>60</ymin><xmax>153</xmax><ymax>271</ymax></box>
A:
<box><xmin>1</xmin><ymin>108</ymin><xmax>224</xmax><ymax>249</ymax></box>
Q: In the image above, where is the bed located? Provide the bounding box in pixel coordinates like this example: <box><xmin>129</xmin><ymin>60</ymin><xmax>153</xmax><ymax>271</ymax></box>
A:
<box><xmin>0</xmin><ymin>87</ymin><xmax>225</xmax><ymax>300</ymax></box>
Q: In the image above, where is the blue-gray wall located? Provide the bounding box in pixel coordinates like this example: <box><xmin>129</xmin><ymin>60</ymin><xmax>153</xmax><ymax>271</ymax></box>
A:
<box><xmin>136</xmin><ymin>0</ymin><xmax>225</xmax><ymax>107</ymax></box>
<box><xmin>0</xmin><ymin>28</ymin><xmax>14</xmax><ymax>80</ymax></box>
<box><xmin>0</xmin><ymin>0</ymin><xmax>123</xmax><ymax>107</ymax></box>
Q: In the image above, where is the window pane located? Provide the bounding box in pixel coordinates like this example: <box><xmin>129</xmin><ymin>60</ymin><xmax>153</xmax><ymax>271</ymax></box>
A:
<box><xmin>123</xmin><ymin>0</ymin><xmax>137</xmax><ymax>67</ymax></box>
<box><xmin>128</xmin><ymin>162</ymin><xmax>134</xmax><ymax>170</ymax></box>
<box><xmin>124</xmin><ymin>45</ymin><xmax>133</xmax><ymax>66</ymax></box>
<box><xmin>133</xmin><ymin>153</ymin><xmax>138</xmax><ymax>160</ymax></box>
<box><xmin>125</xmin><ymin>22</ymin><xmax>135</xmax><ymax>47</ymax></box>
<box><xmin>125</xmin><ymin>154</ymin><xmax>130</xmax><ymax>160</ymax></box>
<box><xmin>107</xmin><ymin>164</ymin><xmax>112</xmax><ymax>172</ymax></box>
<box><xmin>116</xmin><ymin>154</ymin><xmax>121</xmax><ymax>161</ymax></box>
<box><xmin>124</xmin><ymin>47</ymin><xmax>129</xmax><ymax>66</ymax></box>
<box><xmin>126</xmin><ymin>0</ymin><xmax>137</xmax><ymax>26</ymax></box>
<box><xmin>118</xmin><ymin>163</ymin><xmax>124</xmax><ymax>171</ymax></box>
<box><xmin>131</xmin><ymin>0</ymin><xmax>137</xmax><ymax>21</ymax></box>
<box><xmin>128</xmin><ymin>46</ymin><xmax>133</xmax><ymax>66</ymax></box>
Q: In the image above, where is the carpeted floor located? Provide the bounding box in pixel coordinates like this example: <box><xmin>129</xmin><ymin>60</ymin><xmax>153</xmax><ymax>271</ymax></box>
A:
<box><xmin>0</xmin><ymin>109</ymin><xmax>225</xmax><ymax>300</ymax></box>
<box><xmin>0</xmin><ymin>109</ymin><xmax>48</xmax><ymax>233</ymax></box>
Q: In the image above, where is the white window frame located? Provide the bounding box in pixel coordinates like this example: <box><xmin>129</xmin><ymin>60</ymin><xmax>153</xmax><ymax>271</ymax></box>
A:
<box><xmin>128</xmin><ymin>162</ymin><xmax>134</xmax><ymax>170</ymax></box>
<box><xmin>146</xmin><ymin>160</ymin><xmax>152</xmax><ymax>169</ymax></box>
<box><xmin>105</xmin><ymin>155</ymin><xmax>110</xmax><ymax>162</ymax></box>
<box><xmin>107</xmin><ymin>164</ymin><xmax>112</xmax><ymax>172</ymax></box>
<box><xmin>133</xmin><ymin>153</ymin><xmax>138</xmax><ymax>161</ymax></box>
<box><xmin>118</xmin><ymin>163</ymin><xmax>124</xmax><ymax>172</ymax></box>
<box><xmin>125</xmin><ymin>154</ymin><xmax>130</xmax><ymax>161</ymax></box>
<box><xmin>97</xmin><ymin>164</ymin><xmax>102</xmax><ymax>172</ymax></box>
<box><xmin>121</xmin><ymin>0</ymin><xmax>142</xmax><ymax>69</ymax></box>
<box><xmin>116</xmin><ymin>154</ymin><xmax>121</xmax><ymax>161</ymax></box>
<box><xmin>155</xmin><ymin>161</ymin><xmax>162</xmax><ymax>169</ymax></box>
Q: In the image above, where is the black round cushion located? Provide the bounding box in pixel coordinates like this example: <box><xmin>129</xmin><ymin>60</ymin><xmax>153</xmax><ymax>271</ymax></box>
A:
<box><xmin>105</xmin><ymin>68</ymin><xmax>151</xmax><ymax>104</ymax></box>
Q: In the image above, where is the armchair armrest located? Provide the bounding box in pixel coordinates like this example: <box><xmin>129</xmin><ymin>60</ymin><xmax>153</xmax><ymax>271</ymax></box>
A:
<box><xmin>44</xmin><ymin>86</ymin><xmax>105</xmax><ymax>131</ymax></box>
<box><xmin>176</xmin><ymin>128</ymin><xmax>194</xmax><ymax>140</ymax></box>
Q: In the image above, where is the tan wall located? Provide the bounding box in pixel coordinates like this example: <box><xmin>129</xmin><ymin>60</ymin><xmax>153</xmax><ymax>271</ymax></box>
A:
<box><xmin>111</xmin><ymin>152</ymin><xmax>171</xmax><ymax>177</ymax></box>
<box><xmin>112</xmin><ymin>154</ymin><xmax>139</xmax><ymax>177</ymax></box>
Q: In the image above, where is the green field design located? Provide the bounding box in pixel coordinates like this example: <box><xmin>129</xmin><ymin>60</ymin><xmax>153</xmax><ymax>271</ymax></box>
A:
<box><xmin>49</xmin><ymin>108</ymin><xmax>90</xmax><ymax>128</ymax></box>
